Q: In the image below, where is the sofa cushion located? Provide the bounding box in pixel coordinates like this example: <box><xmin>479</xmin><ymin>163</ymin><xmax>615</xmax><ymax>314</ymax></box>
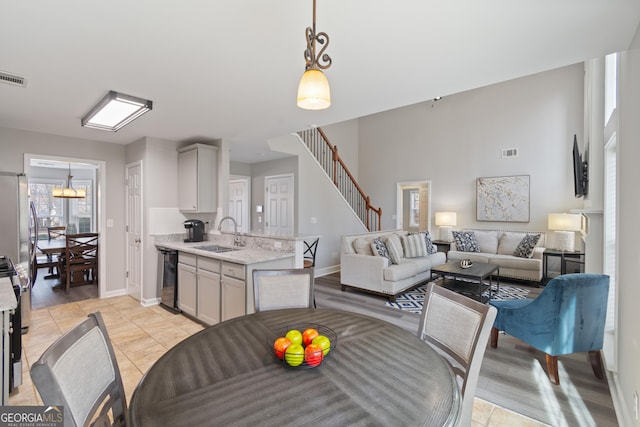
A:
<box><xmin>371</xmin><ymin>237</ymin><xmax>391</xmax><ymax>261</ymax></box>
<box><xmin>353</xmin><ymin>238</ymin><xmax>373</xmax><ymax>255</ymax></box>
<box><xmin>513</xmin><ymin>234</ymin><xmax>541</xmax><ymax>258</ymax></box>
<box><xmin>489</xmin><ymin>254</ymin><xmax>541</xmax><ymax>271</ymax></box>
<box><xmin>452</xmin><ymin>231</ymin><xmax>480</xmax><ymax>252</ymax></box>
<box><xmin>497</xmin><ymin>232</ymin><xmax>527</xmax><ymax>255</ymax></box>
<box><xmin>447</xmin><ymin>251</ymin><xmax>491</xmax><ymax>264</ymax></box>
<box><xmin>384</xmin><ymin>234</ymin><xmax>404</xmax><ymax>264</ymax></box>
<box><xmin>383</xmin><ymin>260</ymin><xmax>420</xmax><ymax>281</ymax></box>
<box><xmin>473</xmin><ymin>230</ymin><xmax>499</xmax><ymax>254</ymax></box>
<box><xmin>424</xmin><ymin>231</ymin><xmax>437</xmax><ymax>254</ymax></box>
<box><xmin>402</xmin><ymin>234</ymin><xmax>427</xmax><ymax>258</ymax></box>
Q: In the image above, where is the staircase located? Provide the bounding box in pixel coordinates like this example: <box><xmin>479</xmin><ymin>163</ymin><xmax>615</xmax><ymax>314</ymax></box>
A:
<box><xmin>297</xmin><ymin>128</ymin><xmax>382</xmax><ymax>231</ymax></box>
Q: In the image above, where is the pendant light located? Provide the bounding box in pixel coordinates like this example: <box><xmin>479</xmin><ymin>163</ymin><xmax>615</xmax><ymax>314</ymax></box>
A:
<box><xmin>297</xmin><ymin>0</ymin><xmax>332</xmax><ymax>110</ymax></box>
<box><xmin>52</xmin><ymin>164</ymin><xmax>86</xmax><ymax>199</ymax></box>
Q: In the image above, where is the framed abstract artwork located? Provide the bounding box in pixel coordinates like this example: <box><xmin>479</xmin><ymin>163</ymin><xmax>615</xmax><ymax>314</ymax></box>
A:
<box><xmin>476</xmin><ymin>175</ymin><xmax>530</xmax><ymax>222</ymax></box>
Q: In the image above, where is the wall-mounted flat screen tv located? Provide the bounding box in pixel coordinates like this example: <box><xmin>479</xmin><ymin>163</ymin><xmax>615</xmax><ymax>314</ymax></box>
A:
<box><xmin>573</xmin><ymin>134</ymin><xmax>588</xmax><ymax>198</ymax></box>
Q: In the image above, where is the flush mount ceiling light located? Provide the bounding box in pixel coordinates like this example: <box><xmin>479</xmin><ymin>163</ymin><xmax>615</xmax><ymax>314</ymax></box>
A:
<box><xmin>297</xmin><ymin>0</ymin><xmax>332</xmax><ymax>110</ymax></box>
<box><xmin>81</xmin><ymin>90</ymin><xmax>153</xmax><ymax>131</ymax></box>
<box><xmin>52</xmin><ymin>164</ymin><xmax>86</xmax><ymax>199</ymax></box>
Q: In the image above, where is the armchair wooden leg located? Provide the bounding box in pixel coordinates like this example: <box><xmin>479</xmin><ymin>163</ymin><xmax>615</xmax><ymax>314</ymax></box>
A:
<box><xmin>490</xmin><ymin>327</ymin><xmax>499</xmax><ymax>348</ymax></box>
<box><xmin>589</xmin><ymin>350</ymin><xmax>605</xmax><ymax>380</ymax></box>
<box><xmin>546</xmin><ymin>354</ymin><xmax>560</xmax><ymax>385</ymax></box>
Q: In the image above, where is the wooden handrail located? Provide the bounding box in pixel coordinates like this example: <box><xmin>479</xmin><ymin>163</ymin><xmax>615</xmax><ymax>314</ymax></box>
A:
<box><xmin>298</xmin><ymin>128</ymin><xmax>382</xmax><ymax>231</ymax></box>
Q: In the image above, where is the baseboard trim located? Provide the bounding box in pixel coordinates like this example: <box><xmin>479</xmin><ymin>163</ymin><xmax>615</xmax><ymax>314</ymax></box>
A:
<box><xmin>606</xmin><ymin>370</ymin><xmax>631</xmax><ymax>426</ymax></box>
<box><xmin>314</xmin><ymin>265</ymin><xmax>340</xmax><ymax>278</ymax></box>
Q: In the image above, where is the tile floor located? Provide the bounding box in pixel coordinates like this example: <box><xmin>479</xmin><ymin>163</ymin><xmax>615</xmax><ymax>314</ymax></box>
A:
<box><xmin>9</xmin><ymin>296</ymin><xmax>549</xmax><ymax>426</ymax></box>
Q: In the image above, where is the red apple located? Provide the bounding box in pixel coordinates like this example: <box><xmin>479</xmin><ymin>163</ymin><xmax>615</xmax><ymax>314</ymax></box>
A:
<box><xmin>304</xmin><ymin>344</ymin><xmax>324</xmax><ymax>367</ymax></box>
<box><xmin>302</xmin><ymin>328</ymin><xmax>319</xmax><ymax>346</ymax></box>
<box><xmin>273</xmin><ymin>337</ymin><xmax>291</xmax><ymax>360</ymax></box>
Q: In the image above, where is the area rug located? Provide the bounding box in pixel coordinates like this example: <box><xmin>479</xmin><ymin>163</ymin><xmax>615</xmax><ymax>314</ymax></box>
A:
<box><xmin>385</xmin><ymin>282</ymin><xmax>529</xmax><ymax>314</ymax></box>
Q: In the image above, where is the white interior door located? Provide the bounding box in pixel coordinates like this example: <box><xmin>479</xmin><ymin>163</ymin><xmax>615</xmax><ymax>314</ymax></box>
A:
<box><xmin>126</xmin><ymin>161</ymin><xmax>143</xmax><ymax>301</ymax></box>
<box><xmin>229</xmin><ymin>176</ymin><xmax>250</xmax><ymax>233</ymax></box>
<box><xmin>265</xmin><ymin>174</ymin><xmax>294</xmax><ymax>236</ymax></box>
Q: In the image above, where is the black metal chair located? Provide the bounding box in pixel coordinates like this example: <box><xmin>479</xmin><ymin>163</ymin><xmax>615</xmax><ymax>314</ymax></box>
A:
<box><xmin>303</xmin><ymin>237</ymin><xmax>319</xmax><ymax>268</ymax></box>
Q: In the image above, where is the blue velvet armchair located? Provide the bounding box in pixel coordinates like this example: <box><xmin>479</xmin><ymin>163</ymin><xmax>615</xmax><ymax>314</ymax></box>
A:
<box><xmin>489</xmin><ymin>273</ymin><xmax>609</xmax><ymax>385</ymax></box>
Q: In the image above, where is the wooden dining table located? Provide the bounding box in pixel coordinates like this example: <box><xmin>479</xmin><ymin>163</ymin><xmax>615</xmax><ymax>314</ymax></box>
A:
<box><xmin>36</xmin><ymin>239</ymin><xmax>68</xmax><ymax>280</ymax></box>
<box><xmin>129</xmin><ymin>308</ymin><xmax>461</xmax><ymax>427</ymax></box>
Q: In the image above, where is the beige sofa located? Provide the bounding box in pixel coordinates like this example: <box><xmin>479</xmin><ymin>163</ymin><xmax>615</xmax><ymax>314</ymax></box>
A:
<box><xmin>340</xmin><ymin>229</ymin><xmax>446</xmax><ymax>301</ymax></box>
<box><xmin>447</xmin><ymin>229</ymin><xmax>546</xmax><ymax>282</ymax></box>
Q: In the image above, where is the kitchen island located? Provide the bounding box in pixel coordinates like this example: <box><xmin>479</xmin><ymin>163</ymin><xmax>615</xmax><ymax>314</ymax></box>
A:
<box><xmin>155</xmin><ymin>239</ymin><xmax>295</xmax><ymax>325</ymax></box>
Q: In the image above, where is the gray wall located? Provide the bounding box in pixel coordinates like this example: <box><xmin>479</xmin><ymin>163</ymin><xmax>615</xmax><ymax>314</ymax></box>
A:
<box><xmin>617</xmin><ymin>35</ymin><xmax>640</xmax><ymax>426</ymax></box>
<box><xmin>356</xmin><ymin>64</ymin><xmax>585</xmax><ymax>240</ymax></box>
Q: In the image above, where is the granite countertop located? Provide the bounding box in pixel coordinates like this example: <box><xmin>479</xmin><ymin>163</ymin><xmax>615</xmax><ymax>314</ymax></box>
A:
<box><xmin>0</xmin><ymin>277</ymin><xmax>17</xmax><ymax>311</ymax></box>
<box><xmin>155</xmin><ymin>240</ymin><xmax>294</xmax><ymax>265</ymax></box>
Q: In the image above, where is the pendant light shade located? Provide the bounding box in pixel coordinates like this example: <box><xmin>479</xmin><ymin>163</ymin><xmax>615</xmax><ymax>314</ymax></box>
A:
<box><xmin>297</xmin><ymin>0</ymin><xmax>332</xmax><ymax>110</ymax></box>
<box><xmin>297</xmin><ymin>68</ymin><xmax>331</xmax><ymax>110</ymax></box>
<box><xmin>52</xmin><ymin>164</ymin><xmax>86</xmax><ymax>199</ymax></box>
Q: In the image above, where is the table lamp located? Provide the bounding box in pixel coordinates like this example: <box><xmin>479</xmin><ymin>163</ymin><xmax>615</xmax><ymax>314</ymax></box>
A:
<box><xmin>435</xmin><ymin>212</ymin><xmax>457</xmax><ymax>242</ymax></box>
<box><xmin>547</xmin><ymin>213</ymin><xmax>582</xmax><ymax>252</ymax></box>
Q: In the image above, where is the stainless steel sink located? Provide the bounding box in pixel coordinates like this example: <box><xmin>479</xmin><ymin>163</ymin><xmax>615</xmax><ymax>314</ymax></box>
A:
<box><xmin>194</xmin><ymin>245</ymin><xmax>235</xmax><ymax>253</ymax></box>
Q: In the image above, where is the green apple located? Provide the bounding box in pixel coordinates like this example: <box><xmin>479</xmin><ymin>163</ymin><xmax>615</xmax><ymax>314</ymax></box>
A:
<box><xmin>284</xmin><ymin>343</ymin><xmax>305</xmax><ymax>366</ymax></box>
<box><xmin>285</xmin><ymin>329</ymin><xmax>303</xmax><ymax>346</ymax></box>
<box><xmin>311</xmin><ymin>335</ymin><xmax>331</xmax><ymax>356</ymax></box>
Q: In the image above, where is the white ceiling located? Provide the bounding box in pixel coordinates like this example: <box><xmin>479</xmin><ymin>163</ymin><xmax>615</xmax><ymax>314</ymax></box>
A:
<box><xmin>1</xmin><ymin>1</ymin><xmax>639</xmax><ymax>163</ymax></box>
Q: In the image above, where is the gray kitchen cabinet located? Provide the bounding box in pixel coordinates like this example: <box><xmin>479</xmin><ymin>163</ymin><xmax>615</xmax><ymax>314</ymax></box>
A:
<box><xmin>178</xmin><ymin>143</ymin><xmax>218</xmax><ymax>213</ymax></box>
<box><xmin>177</xmin><ymin>254</ymin><xmax>197</xmax><ymax>317</ymax></box>
<box><xmin>197</xmin><ymin>258</ymin><xmax>221</xmax><ymax>325</ymax></box>
<box><xmin>221</xmin><ymin>261</ymin><xmax>246</xmax><ymax>322</ymax></box>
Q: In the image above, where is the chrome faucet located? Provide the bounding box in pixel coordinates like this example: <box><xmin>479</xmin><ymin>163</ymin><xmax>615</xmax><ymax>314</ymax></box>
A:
<box><xmin>218</xmin><ymin>216</ymin><xmax>240</xmax><ymax>247</ymax></box>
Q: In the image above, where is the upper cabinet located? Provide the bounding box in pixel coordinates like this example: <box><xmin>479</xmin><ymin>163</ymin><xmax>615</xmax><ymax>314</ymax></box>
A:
<box><xmin>178</xmin><ymin>144</ymin><xmax>218</xmax><ymax>213</ymax></box>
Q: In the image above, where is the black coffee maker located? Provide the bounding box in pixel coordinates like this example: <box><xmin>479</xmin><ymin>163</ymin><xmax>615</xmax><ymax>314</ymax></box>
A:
<box><xmin>184</xmin><ymin>219</ymin><xmax>205</xmax><ymax>242</ymax></box>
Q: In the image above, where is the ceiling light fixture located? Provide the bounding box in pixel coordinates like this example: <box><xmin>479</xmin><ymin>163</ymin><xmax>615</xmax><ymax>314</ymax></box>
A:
<box><xmin>81</xmin><ymin>90</ymin><xmax>153</xmax><ymax>132</ymax></box>
<box><xmin>52</xmin><ymin>164</ymin><xmax>86</xmax><ymax>199</ymax></box>
<box><xmin>297</xmin><ymin>0</ymin><xmax>332</xmax><ymax>110</ymax></box>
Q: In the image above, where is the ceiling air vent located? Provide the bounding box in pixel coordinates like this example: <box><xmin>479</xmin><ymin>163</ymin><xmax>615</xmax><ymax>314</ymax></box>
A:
<box><xmin>501</xmin><ymin>148</ymin><xmax>518</xmax><ymax>158</ymax></box>
<box><xmin>0</xmin><ymin>70</ymin><xmax>27</xmax><ymax>88</ymax></box>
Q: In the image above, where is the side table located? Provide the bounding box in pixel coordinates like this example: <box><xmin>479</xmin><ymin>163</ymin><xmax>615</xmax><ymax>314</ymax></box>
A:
<box><xmin>433</xmin><ymin>240</ymin><xmax>452</xmax><ymax>257</ymax></box>
<box><xmin>543</xmin><ymin>249</ymin><xmax>585</xmax><ymax>282</ymax></box>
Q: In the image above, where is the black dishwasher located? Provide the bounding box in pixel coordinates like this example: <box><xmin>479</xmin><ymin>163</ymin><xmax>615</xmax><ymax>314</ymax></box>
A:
<box><xmin>157</xmin><ymin>247</ymin><xmax>180</xmax><ymax>313</ymax></box>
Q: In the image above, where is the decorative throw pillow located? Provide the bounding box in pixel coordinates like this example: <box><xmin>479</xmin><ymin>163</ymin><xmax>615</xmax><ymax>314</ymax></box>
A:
<box><xmin>452</xmin><ymin>231</ymin><xmax>480</xmax><ymax>253</ymax></box>
<box><xmin>352</xmin><ymin>238</ymin><xmax>373</xmax><ymax>256</ymax></box>
<box><xmin>513</xmin><ymin>234</ymin><xmax>541</xmax><ymax>258</ymax></box>
<box><xmin>424</xmin><ymin>231</ymin><xmax>437</xmax><ymax>254</ymax></box>
<box><xmin>370</xmin><ymin>237</ymin><xmax>391</xmax><ymax>261</ymax></box>
<box><xmin>401</xmin><ymin>234</ymin><xmax>427</xmax><ymax>258</ymax></box>
<box><xmin>384</xmin><ymin>235</ymin><xmax>403</xmax><ymax>264</ymax></box>
<box><xmin>497</xmin><ymin>232</ymin><xmax>527</xmax><ymax>255</ymax></box>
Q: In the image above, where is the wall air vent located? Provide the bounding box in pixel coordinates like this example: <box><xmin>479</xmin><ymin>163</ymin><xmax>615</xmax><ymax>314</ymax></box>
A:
<box><xmin>501</xmin><ymin>148</ymin><xmax>518</xmax><ymax>158</ymax></box>
<box><xmin>0</xmin><ymin>70</ymin><xmax>27</xmax><ymax>88</ymax></box>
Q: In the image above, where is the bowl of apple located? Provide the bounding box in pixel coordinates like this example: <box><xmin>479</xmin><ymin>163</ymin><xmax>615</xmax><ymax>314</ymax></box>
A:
<box><xmin>272</xmin><ymin>323</ymin><xmax>337</xmax><ymax>369</ymax></box>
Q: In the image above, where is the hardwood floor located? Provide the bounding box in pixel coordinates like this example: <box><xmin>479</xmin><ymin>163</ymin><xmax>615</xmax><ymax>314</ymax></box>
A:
<box><xmin>30</xmin><ymin>267</ymin><xmax>97</xmax><ymax>310</ymax></box>
<box><xmin>14</xmin><ymin>270</ymin><xmax>617</xmax><ymax>426</ymax></box>
<box><xmin>315</xmin><ymin>273</ymin><xmax>618</xmax><ymax>427</ymax></box>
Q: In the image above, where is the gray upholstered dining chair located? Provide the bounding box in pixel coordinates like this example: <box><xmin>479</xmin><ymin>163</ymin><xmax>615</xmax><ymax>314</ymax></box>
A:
<box><xmin>30</xmin><ymin>312</ymin><xmax>128</xmax><ymax>427</ymax></box>
<box><xmin>417</xmin><ymin>282</ymin><xmax>497</xmax><ymax>427</ymax></box>
<box><xmin>253</xmin><ymin>268</ymin><xmax>316</xmax><ymax>312</ymax></box>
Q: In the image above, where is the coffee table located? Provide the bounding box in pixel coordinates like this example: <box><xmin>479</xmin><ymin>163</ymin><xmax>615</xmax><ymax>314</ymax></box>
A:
<box><xmin>430</xmin><ymin>261</ymin><xmax>500</xmax><ymax>303</ymax></box>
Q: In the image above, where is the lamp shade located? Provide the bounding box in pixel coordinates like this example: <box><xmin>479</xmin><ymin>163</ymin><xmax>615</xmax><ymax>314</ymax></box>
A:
<box><xmin>297</xmin><ymin>69</ymin><xmax>331</xmax><ymax>110</ymax></box>
<box><xmin>435</xmin><ymin>212</ymin><xmax>457</xmax><ymax>227</ymax></box>
<box><xmin>548</xmin><ymin>213</ymin><xmax>582</xmax><ymax>232</ymax></box>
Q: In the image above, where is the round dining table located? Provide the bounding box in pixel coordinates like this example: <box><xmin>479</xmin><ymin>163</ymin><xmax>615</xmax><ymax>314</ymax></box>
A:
<box><xmin>129</xmin><ymin>308</ymin><xmax>461</xmax><ymax>427</ymax></box>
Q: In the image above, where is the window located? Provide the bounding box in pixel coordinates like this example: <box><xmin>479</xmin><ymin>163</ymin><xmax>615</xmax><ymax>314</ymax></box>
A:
<box><xmin>30</xmin><ymin>179</ymin><xmax>65</xmax><ymax>239</ymax></box>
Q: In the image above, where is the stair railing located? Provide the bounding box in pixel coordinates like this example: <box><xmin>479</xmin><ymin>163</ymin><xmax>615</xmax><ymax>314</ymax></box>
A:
<box><xmin>298</xmin><ymin>127</ymin><xmax>382</xmax><ymax>231</ymax></box>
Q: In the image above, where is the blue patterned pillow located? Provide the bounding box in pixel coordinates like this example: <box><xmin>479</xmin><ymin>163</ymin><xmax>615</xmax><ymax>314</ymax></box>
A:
<box><xmin>371</xmin><ymin>237</ymin><xmax>391</xmax><ymax>260</ymax></box>
<box><xmin>424</xmin><ymin>231</ymin><xmax>437</xmax><ymax>254</ymax></box>
<box><xmin>452</xmin><ymin>231</ymin><xmax>480</xmax><ymax>252</ymax></box>
<box><xmin>513</xmin><ymin>234</ymin><xmax>541</xmax><ymax>258</ymax></box>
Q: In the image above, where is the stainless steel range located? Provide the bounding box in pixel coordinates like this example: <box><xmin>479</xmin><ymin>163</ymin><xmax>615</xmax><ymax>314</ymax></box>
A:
<box><xmin>0</xmin><ymin>256</ymin><xmax>22</xmax><ymax>397</ymax></box>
